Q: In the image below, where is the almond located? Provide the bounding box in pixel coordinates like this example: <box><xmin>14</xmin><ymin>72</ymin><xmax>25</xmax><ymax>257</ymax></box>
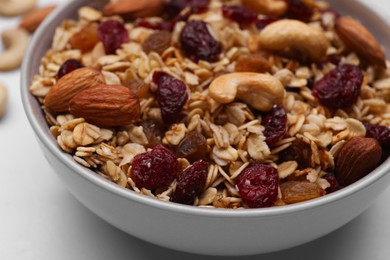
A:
<box><xmin>335</xmin><ymin>137</ymin><xmax>382</xmax><ymax>186</ymax></box>
<box><xmin>44</xmin><ymin>67</ymin><xmax>105</xmax><ymax>113</ymax></box>
<box><xmin>19</xmin><ymin>5</ymin><xmax>57</xmax><ymax>33</ymax></box>
<box><xmin>69</xmin><ymin>85</ymin><xmax>141</xmax><ymax>127</ymax></box>
<box><xmin>335</xmin><ymin>17</ymin><xmax>386</xmax><ymax>68</ymax></box>
<box><xmin>103</xmin><ymin>0</ymin><xmax>163</xmax><ymax>17</ymax></box>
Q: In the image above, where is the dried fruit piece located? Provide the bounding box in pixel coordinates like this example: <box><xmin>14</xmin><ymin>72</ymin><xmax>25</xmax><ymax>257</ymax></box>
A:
<box><xmin>179</xmin><ymin>20</ymin><xmax>222</xmax><ymax>62</ymax></box>
<box><xmin>236</xmin><ymin>163</ymin><xmax>279</xmax><ymax>208</ymax></box>
<box><xmin>70</xmin><ymin>23</ymin><xmax>100</xmax><ymax>53</ymax></box>
<box><xmin>141</xmin><ymin>119</ymin><xmax>165</xmax><ymax>148</ymax></box>
<box><xmin>171</xmin><ymin>160</ymin><xmax>208</xmax><ymax>205</ymax></box>
<box><xmin>364</xmin><ymin>123</ymin><xmax>390</xmax><ymax>148</ymax></box>
<box><xmin>98</xmin><ymin>20</ymin><xmax>129</xmax><ymax>54</ymax></box>
<box><xmin>176</xmin><ymin>131</ymin><xmax>208</xmax><ymax>163</ymax></box>
<box><xmin>324</xmin><ymin>172</ymin><xmax>343</xmax><ymax>194</ymax></box>
<box><xmin>279</xmin><ymin>139</ymin><xmax>312</xmax><ymax>169</ymax></box>
<box><xmin>153</xmin><ymin>71</ymin><xmax>189</xmax><ymax>124</ymax></box>
<box><xmin>286</xmin><ymin>0</ymin><xmax>314</xmax><ymax>22</ymax></box>
<box><xmin>335</xmin><ymin>137</ymin><xmax>382</xmax><ymax>186</ymax></box>
<box><xmin>142</xmin><ymin>31</ymin><xmax>172</xmax><ymax>54</ymax></box>
<box><xmin>164</xmin><ymin>0</ymin><xmax>210</xmax><ymax>18</ymax></box>
<box><xmin>69</xmin><ymin>85</ymin><xmax>141</xmax><ymax>127</ymax></box>
<box><xmin>124</xmin><ymin>79</ymin><xmax>150</xmax><ymax>98</ymax></box>
<box><xmin>131</xmin><ymin>145</ymin><xmax>179</xmax><ymax>189</ymax></box>
<box><xmin>312</xmin><ymin>64</ymin><xmax>363</xmax><ymax>109</ymax></box>
<box><xmin>255</xmin><ymin>17</ymin><xmax>279</xmax><ymax>30</ymax></box>
<box><xmin>281</xmin><ymin>181</ymin><xmax>324</xmax><ymax>204</ymax></box>
<box><xmin>221</xmin><ymin>5</ymin><xmax>257</xmax><ymax>27</ymax></box>
<box><xmin>56</xmin><ymin>59</ymin><xmax>84</xmax><ymax>80</ymax></box>
<box><xmin>235</xmin><ymin>54</ymin><xmax>272</xmax><ymax>73</ymax></box>
<box><xmin>262</xmin><ymin>104</ymin><xmax>287</xmax><ymax>145</ymax></box>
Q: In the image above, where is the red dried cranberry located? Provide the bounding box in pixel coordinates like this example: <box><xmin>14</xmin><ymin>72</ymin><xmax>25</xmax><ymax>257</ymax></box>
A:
<box><xmin>324</xmin><ymin>172</ymin><xmax>343</xmax><ymax>194</ymax></box>
<box><xmin>153</xmin><ymin>71</ymin><xmax>188</xmax><ymax>124</ymax></box>
<box><xmin>286</xmin><ymin>0</ymin><xmax>314</xmax><ymax>22</ymax></box>
<box><xmin>176</xmin><ymin>131</ymin><xmax>208</xmax><ymax>163</ymax></box>
<box><xmin>98</xmin><ymin>20</ymin><xmax>129</xmax><ymax>54</ymax></box>
<box><xmin>179</xmin><ymin>20</ymin><xmax>222</xmax><ymax>62</ymax></box>
<box><xmin>236</xmin><ymin>163</ymin><xmax>279</xmax><ymax>208</ymax></box>
<box><xmin>221</xmin><ymin>5</ymin><xmax>257</xmax><ymax>27</ymax></box>
<box><xmin>262</xmin><ymin>105</ymin><xmax>288</xmax><ymax>146</ymax></box>
<box><xmin>130</xmin><ymin>145</ymin><xmax>178</xmax><ymax>190</ymax></box>
<box><xmin>171</xmin><ymin>160</ymin><xmax>208</xmax><ymax>205</ymax></box>
<box><xmin>56</xmin><ymin>59</ymin><xmax>84</xmax><ymax>80</ymax></box>
<box><xmin>312</xmin><ymin>64</ymin><xmax>363</xmax><ymax>109</ymax></box>
<box><xmin>364</xmin><ymin>123</ymin><xmax>390</xmax><ymax>148</ymax></box>
<box><xmin>255</xmin><ymin>17</ymin><xmax>279</xmax><ymax>30</ymax></box>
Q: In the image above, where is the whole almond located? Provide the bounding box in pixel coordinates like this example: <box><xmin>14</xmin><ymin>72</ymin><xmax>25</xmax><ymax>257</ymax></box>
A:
<box><xmin>69</xmin><ymin>85</ymin><xmax>141</xmax><ymax>127</ymax></box>
<box><xmin>103</xmin><ymin>0</ymin><xmax>163</xmax><ymax>17</ymax></box>
<box><xmin>335</xmin><ymin>137</ymin><xmax>382</xmax><ymax>186</ymax></box>
<box><xmin>44</xmin><ymin>67</ymin><xmax>105</xmax><ymax>113</ymax></box>
<box><xmin>19</xmin><ymin>5</ymin><xmax>57</xmax><ymax>33</ymax></box>
<box><xmin>335</xmin><ymin>17</ymin><xmax>386</xmax><ymax>68</ymax></box>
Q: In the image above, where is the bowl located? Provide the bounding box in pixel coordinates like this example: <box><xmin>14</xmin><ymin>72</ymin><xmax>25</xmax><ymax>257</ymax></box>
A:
<box><xmin>21</xmin><ymin>0</ymin><xmax>390</xmax><ymax>256</ymax></box>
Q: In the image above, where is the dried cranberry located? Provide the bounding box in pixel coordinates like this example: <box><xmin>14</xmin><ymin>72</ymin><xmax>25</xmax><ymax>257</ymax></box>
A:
<box><xmin>130</xmin><ymin>145</ymin><xmax>178</xmax><ymax>190</ymax></box>
<box><xmin>279</xmin><ymin>139</ymin><xmax>313</xmax><ymax>169</ymax></box>
<box><xmin>312</xmin><ymin>64</ymin><xmax>363</xmax><ymax>109</ymax></box>
<box><xmin>179</xmin><ymin>20</ymin><xmax>222</xmax><ymax>62</ymax></box>
<box><xmin>324</xmin><ymin>172</ymin><xmax>343</xmax><ymax>194</ymax></box>
<box><xmin>286</xmin><ymin>0</ymin><xmax>314</xmax><ymax>22</ymax></box>
<box><xmin>262</xmin><ymin>105</ymin><xmax>288</xmax><ymax>146</ymax></box>
<box><xmin>164</xmin><ymin>0</ymin><xmax>210</xmax><ymax>19</ymax></box>
<box><xmin>327</xmin><ymin>54</ymin><xmax>342</xmax><ymax>66</ymax></box>
<box><xmin>56</xmin><ymin>59</ymin><xmax>84</xmax><ymax>80</ymax></box>
<box><xmin>255</xmin><ymin>17</ymin><xmax>279</xmax><ymax>30</ymax></box>
<box><xmin>221</xmin><ymin>5</ymin><xmax>257</xmax><ymax>26</ymax></box>
<box><xmin>153</xmin><ymin>71</ymin><xmax>188</xmax><ymax>124</ymax></box>
<box><xmin>171</xmin><ymin>160</ymin><xmax>208</xmax><ymax>205</ymax></box>
<box><xmin>236</xmin><ymin>163</ymin><xmax>279</xmax><ymax>208</ymax></box>
<box><xmin>364</xmin><ymin>123</ymin><xmax>390</xmax><ymax>148</ymax></box>
<box><xmin>176</xmin><ymin>131</ymin><xmax>208</xmax><ymax>163</ymax></box>
<box><xmin>98</xmin><ymin>20</ymin><xmax>129</xmax><ymax>54</ymax></box>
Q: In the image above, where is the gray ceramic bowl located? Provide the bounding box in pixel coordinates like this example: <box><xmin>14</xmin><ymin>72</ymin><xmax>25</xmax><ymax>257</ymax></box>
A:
<box><xmin>21</xmin><ymin>0</ymin><xmax>390</xmax><ymax>256</ymax></box>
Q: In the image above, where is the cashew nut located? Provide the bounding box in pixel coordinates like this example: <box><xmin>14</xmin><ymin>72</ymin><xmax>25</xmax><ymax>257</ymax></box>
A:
<box><xmin>0</xmin><ymin>81</ymin><xmax>7</xmax><ymax>118</ymax></box>
<box><xmin>259</xmin><ymin>19</ymin><xmax>330</xmax><ymax>61</ymax></box>
<box><xmin>0</xmin><ymin>28</ymin><xmax>30</xmax><ymax>71</ymax></box>
<box><xmin>208</xmin><ymin>72</ymin><xmax>285</xmax><ymax>111</ymax></box>
<box><xmin>0</xmin><ymin>0</ymin><xmax>37</xmax><ymax>17</ymax></box>
<box><xmin>241</xmin><ymin>0</ymin><xmax>287</xmax><ymax>16</ymax></box>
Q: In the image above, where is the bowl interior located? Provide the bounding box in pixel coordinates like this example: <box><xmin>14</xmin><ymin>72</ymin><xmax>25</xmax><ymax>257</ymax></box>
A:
<box><xmin>21</xmin><ymin>0</ymin><xmax>390</xmax><ymax>217</ymax></box>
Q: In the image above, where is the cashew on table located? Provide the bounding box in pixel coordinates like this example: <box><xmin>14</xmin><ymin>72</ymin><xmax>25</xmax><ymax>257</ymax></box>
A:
<box><xmin>0</xmin><ymin>0</ymin><xmax>37</xmax><ymax>17</ymax></box>
<box><xmin>0</xmin><ymin>28</ymin><xmax>30</xmax><ymax>71</ymax></box>
<box><xmin>208</xmin><ymin>72</ymin><xmax>286</xmax><ymax>111</ymax></box>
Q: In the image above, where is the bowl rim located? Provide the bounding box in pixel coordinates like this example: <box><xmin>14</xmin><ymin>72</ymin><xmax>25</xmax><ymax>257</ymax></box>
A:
<box><xmin>21</xmin><ymin>0</ymin><xmax>390</xmax><ymax>218</ymax></box>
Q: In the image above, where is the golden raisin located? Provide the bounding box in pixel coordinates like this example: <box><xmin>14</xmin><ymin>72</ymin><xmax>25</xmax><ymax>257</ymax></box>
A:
<box><xmin>70</xmin><ymin>23</ymin><xmax>100</xmax><ymax>53</ymax></box>
<box><xmin>142</xmin><ymin>31</ymin><xmax>172</xmax><ymax>54</ymax></box>
<box><xmin>280</xmin><ymin>181</ymin><xmax>324</xmax><ymax>204</ymax></box>
<box><xmin>235</xmin><ymin>53</ymin><xmax>272</xmax><ymax>73</ymax></box>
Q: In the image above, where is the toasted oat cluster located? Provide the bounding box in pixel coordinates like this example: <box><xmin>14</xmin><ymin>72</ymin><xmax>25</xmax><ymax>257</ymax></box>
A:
<box><xmin>30</xmin><ymin>0</ymin><xmax>390</xmax><ymax>208</ymax></box>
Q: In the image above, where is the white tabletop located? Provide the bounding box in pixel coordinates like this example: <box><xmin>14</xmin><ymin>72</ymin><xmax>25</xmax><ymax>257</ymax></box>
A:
<box><xmin>1</xmin><ymin>0</ymin><xmax>390</xmax><ymax>259</ymax></box>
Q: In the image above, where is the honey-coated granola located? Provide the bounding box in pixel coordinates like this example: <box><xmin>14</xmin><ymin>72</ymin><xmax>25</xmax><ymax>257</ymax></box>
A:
<box><xmin>30</xmin><ymin>0</ymin><xmax>390</xmax><ymax>208</ymax></box>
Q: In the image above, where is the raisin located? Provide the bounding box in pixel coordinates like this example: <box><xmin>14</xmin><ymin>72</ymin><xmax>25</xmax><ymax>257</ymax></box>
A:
<box><xmin>280</xmin><ymin>181</ymin><xmax>324</xmax><ymax>204</ymax></box>
<box><xmin>130</xmin><ymin>145</ymin><xmax>178</xmax><ymax>190</ymax></box>
<box><xmin>176</xmin><ymin>131</ymin><xmax>208</xmax><ymax>163</ymax></box>
<box><xmin>179</xmin><ymin>20</ymin><xmax>222</xmax><ymax>62</ymax></box>
<box><xmin>364</xmin><ymin>123</ymin><xmax>390</xmax><ymax>148</ymax></box>
<box><xmin>98</xmin><ymin>20</ymin><xmax>129</xmax><ymax>54</ymax></box>
<box><xmin>56</xmin><ymin>59</ymin><xmax>84</xmax><ymax>80</ymax></box>
<box><xmin>153</xmin><ymin>71</ymin><xmax>189</xmax><ymax>124</ymax></box>
<box><xmin>141</xmin><ymin>119</ymin><xmax>165</xmax><ymax>148</ymax></box>
<box><xmin>235</xmin><ymin>53</ymin><xmax>272</xmax><ymax>73</ymax></box>
<box><xmin>262</xmin><ymin>105</ymin><xmax>288</xmax><ymax>145</ymax></box>
<box><xmin>285</xmin><ymin>0</ymin><xmax>314</xmax><ymax>22</ymax></box>
<box><xmin>236</xmin><ymin>163</ymin><xmax>279</xmax><ymax>208</ymax></box>
<box><xmin>164</xmin><ymin>0</ymin><xmax>210</xmax><ymax>19</ymax></box>
<box><xmin>171</xmin><ymin>160</ymin><xmax>208</xmax><ymax>205</ymax></box>
<box><xmin>255</xmin><ymin>17</ymin><xmax>279</xmax><ymax>30</ymax></box>
<box><xmin>69</xmin><ymin>23</ymin><xmax>100</xmax><ymax>53</ymax></box>
<box><xmin>142</xmin><ymin>31</ymin><xmax>172</xmax><ymax>54</ymax></box>
<box><xmin>312</xmin><ymin>64</ymin><xmax>363</xmax><ymax>109</ymax></box>
<box><xmin>221</xmin><ymin>5</ymin><xmax>258</xmax><ymax>27</ymax></box>
<box><xmin>279</xmin><ymin>139</ymin><xmax>313</xmax><ymax>169</ymax></box>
